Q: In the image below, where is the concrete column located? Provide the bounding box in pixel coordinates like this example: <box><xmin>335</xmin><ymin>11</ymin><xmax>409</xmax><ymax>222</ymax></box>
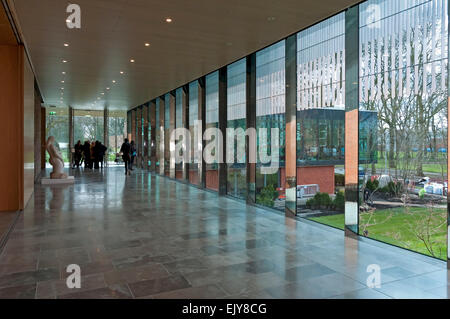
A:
<box><xmin>149</xmin><ymin>100</ymin><xmax>156</xmax><ymax>172</ymax></box>
<box><xmin>103</xmin><ymin>108</ymin><xmax>108</xmax><ymax>167</ymax></box>
<box><xmin>246</xmin><ymin>54</ymin><xmax>256</xmax><ymax>204</ymax></box>
<box><xmin>169</xmin><ymin>92</ymin><xmax>176</xmax><ymax>179</ymax></box>
<box><xmin>218</xmin><ymin>67</ymin><xmax>228</xmax><ymax>195</ymax></box>
<box><xmin>159</xmin><ymin>96</ymin><xmax>165</xmax><ymax>175</ymax></box>
<box><xmin>143</xmin><ymin>104</ymin><xmax>149</xmax><ymax>170</ymax></box>
<box><xmin>285</xmin><ymin>34</ymin><xmax>297</xmax><ymax>217</ymax></box>
<box><xmin>137</xmin><ymin>106</ymin><xmax>143</xmax><ymax>168</ymax></box>
<box><xmin>198</xmin><ymin>77</ymin><xmax>206</xmax><ymax>188</ymax></box>
<box><xmin>68</xmin><ymin>106</ymin><xmax>73</xmax><ymax>167</ymax></box>
<box><xmin>182</xmin><ymin>85</ymin><xmax>189</xmax><ymax>182</ymax></box>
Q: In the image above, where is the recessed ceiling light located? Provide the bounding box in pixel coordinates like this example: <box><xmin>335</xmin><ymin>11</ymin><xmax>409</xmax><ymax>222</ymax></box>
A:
<box><xmin>120</xmin><ymin>71</ymin><xmax>124</xmax><ymax>74</ymax></box>
<box><xmin>106</xmin><ymin>87</ymin><xmax>110</xmax><ymax>90</ymax></box>
<box><xmin>61</xmin><ymin>87</ymin><xmax>64</xmax><ymax>90</ymax></box>
<box><xmin>145</xmin><ymin>43</ymin><xmax>150</xmax><ymax>47</ymax></box>
<box><xmin>165</xmin><ymin>18</ymin><xmax>172</xmax><ymax>23</ymax></box>
<box><xmin>64</xmin><ymin>43</ymin><xmax>69</xmax><ymax>47</ymax></box>
<box><xmin>130</xmin><ymin>59</ymin><xmax>135</xmax><ymax>63</ymax></box>
<box><xmin>112</xmin><ymin>80</ymin><xmax>116</xmax><ymax>83</ymax></box>
<box><xmin>61</xmin><ymin>80</ymin><xmax>64</xmax><ymax>83</ymax></box>
<box><xmin>62</xmin><ymin>71</ymin><xmax>66</xmax><ymax>75</ymax></box>
<box><xmin>101</xmin><ymin>92</ymin><xmax>104</xmax><ymax>95</ymax></box>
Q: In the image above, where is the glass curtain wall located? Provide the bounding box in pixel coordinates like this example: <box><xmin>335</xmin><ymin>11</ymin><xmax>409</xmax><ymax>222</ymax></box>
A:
<box><xmin>46</xmin><ymin>107</ymin><xmax>70</xmax><ymax>163</ymax></box>
<box><xmin>126</xmin><ymin>0</ymin><xmax>450</xmax><ymax>262</ymax></box>
<box><xmin>206</xmin><ymin>71</ymin><xmax>220</xmax><ymax>191</ymax></box>
<box><xmin>296</xmin><ymin>13</ymin><xmax>346</xmax><ymax>229</ymax></box>
<box><xmin>176</xmin><ymin>88</ymin><xmax>183</xmax><ymax>179</ymax></box>
<box><xmin>255</xmin><ymin>41</ymin><xmax>286</xmax><ymax>210</ymax></box>
<box><xmin>73</xmin><ymin>110</ymin><xmax>104</xmax><ymax>145</ymax></box>
<box><xmin>189</xmin><ymin>81</ymin><xmax>199</xmax><ymax>185</ymax></box>
<box><xmin>108</xmin><ymin>110</ymin><xmax>127</xmax><ymax>165</ymax></box>
<box><xmin>227</xmin><ymin>59</ymin><xmax>247</xmax><ymax>199</ymax></box>
<box><xmin>359</xmin><ymin>0</ymin><xmax>448</xmax><ymax>260</ymax></box>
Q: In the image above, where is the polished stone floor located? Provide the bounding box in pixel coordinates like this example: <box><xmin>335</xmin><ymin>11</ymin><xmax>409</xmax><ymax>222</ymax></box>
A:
<box><xmin>0</xmin><ymin>167</ymin><xmax>448</xmax><ymax>299</ymax></box>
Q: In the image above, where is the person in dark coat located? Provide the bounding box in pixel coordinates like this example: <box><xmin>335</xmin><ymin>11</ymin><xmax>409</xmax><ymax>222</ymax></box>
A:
<box><xmin>73</xmin><ymin>140</ymin><xmax>83</xmax><ymax>168</ymax></box>
<box><xmin>120</xmin><ymin>138</ymin><xmax>131</xmax><ymax>175</ymax></box>
<box><xmin>93</xmin><ymin>141</ymin><xmax>107</xmax><ymax>169</ymax></box>
<box><xmin>83</xmin><ymin>141</ymin><xmax>92</xmax><ymax>169</ymax></box>
<box><xmin>130</xmin><ymin>140</ymin><xmax>136</xmax><ymax>171</ymax></box>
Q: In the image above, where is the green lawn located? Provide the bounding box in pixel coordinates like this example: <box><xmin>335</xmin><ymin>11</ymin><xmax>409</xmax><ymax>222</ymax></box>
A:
<box><xmin>308</xmin><ymin>207</ymin><xmax>447</xmax><ymax>260</ymax></box>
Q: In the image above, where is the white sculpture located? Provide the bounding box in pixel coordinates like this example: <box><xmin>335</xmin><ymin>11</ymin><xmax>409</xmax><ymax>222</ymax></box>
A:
<box><xmin>46</xmin><ymin>136</ymin><xmax>68</xmax><ymax>179</ymax></box>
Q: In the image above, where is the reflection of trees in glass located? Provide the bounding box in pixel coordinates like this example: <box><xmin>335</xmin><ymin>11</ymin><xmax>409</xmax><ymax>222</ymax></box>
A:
<box><xmin>74</xmin><ymin>115</ymin><xmax>104</xmax><ymax>143</ymax></box>
<box><xmin>46</xmin><ymin>112</ymin><xmax>69</xmax><ymax>162</ymax></box>
<box><xmin>360</xmin><ymin>21</ymin><xmax>447</xmax><ymax>181</ymax></box>
<box><xmin>358</xmin><ymin>0</ymin><xmax>448</xmax><ymax>260</ymax></box>
<box><xmin>46</xmin><ymin>115</ymin><xmax>68</xmax><ymax>145</ymax></box>
<box><xmin>108</xmin><ymin>116</ymin><xmax>126</xmax><ymax>154</ymax></box>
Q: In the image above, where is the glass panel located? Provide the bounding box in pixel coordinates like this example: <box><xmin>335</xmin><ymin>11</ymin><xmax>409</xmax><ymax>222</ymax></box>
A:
<box><xmin>108</xmin><ymin>110</ymin><xmax>127</xmax><ymax>165</ymax></box>
<box><xmin>189</xmin><ymin>81</ymin><xmax>199</xmax><ymax>185</ymax></box>
<box><xmin>296</xmin><ymin>13</ymin><xmax>346</xmax><ymax>229</ymax></box>
<box><xmin>73</xmin><ymin>109</ymin><xmax>104</xmax><ymax>145</ymax></box>
<box><xmin>227</xmin><ymin>58</ymin><xmax>247</xmax><ymax>199</ymax></box>
<box><xmin>256</xmin><ymin>41</ymin><xmax>285</xmax><ymax>210</ymax></box>
<box><xmin>359</xmin><ymin>0</ymin><xmax>448</xmax><ymax>260</ymax></box>
<box><xmin>46</xmin><ymin>107</ymin><xmax>70</xmax><ymax>164</ymax></box>
<box><xmin>206</xmin><ymin>72</ymin><xmax>219</xmax><ymax>191</ymax></box>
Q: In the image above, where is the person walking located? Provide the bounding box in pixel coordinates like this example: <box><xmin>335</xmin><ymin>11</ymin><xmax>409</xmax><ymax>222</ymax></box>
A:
<box><xmin>120</xmin><ymin>138</ymin><xmax>131</xmax><ymax>175</ymax></box>
<box><xmin>130</xmin><ymin>140</ymin><xmax>136</xmax><ymax>171</ymax></box>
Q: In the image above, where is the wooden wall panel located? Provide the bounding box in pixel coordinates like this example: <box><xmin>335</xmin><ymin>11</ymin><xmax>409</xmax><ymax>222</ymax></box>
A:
<box><xmin>0</xmin><ymin>45</ymin><xmax>24</xmax><ymax>212</ymax></box>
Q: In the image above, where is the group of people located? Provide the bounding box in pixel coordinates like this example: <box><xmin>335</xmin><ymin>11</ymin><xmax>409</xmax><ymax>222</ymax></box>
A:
<box><xmin>120</xmin><ymin>139</ymin><xmax>136</xmax><ymax>175</ymax></box>
<box><xmin>73</xmin><ymin>140</ymin><xmax>107</xmax><ymax>169</ymax></box>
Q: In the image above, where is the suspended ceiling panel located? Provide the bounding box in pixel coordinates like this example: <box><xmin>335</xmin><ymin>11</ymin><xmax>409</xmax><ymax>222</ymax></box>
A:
<box><xmin>10</xmin><ymin>0</ymin><xmax>359</xmax><ymax>110</ymax></box>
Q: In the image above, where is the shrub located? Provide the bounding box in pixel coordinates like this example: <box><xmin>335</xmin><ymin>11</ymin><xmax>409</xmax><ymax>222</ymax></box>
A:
<box><xmin>335</xmin><ymin>174</ymin><xmax>345</xmax><ymax>186</ymax></box>
<box><xmin>333</xmin><ymin>191</ymin><xmax>345</xmax><ymax>211</ymax></box>
<box><xmin>379</xmin><ymin>186</ymin><xmax>390</xmax><ymax>193</ymax></box>
<box><xmin>307</xmin><ymin>192</ymin><xmax>332</xmax><ymax>209</ymax></box>
<box><xmin>306</xmin><ymin>198</ymin><xmax>316</xmax><ymax>208</ymax></box>
<box><xmin>365</xmin><ymin>179</ymin><xmax>379</xmax><ymax>192</ymax></box>
<box><xmin>387</xmin><ymin>181</ymin><xmax>403</xmax><ymax>196</ymax></box>
<box><xmin>256</xmin><ymin>184</ymin><xmax>278</xmax><ymax>207</ymax></box>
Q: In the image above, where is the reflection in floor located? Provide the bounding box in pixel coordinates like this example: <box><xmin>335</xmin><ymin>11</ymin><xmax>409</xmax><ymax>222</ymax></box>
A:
<box><xmin>0</xmin><ymin>167</ymin><xmax>448</xmax><ymax>299</ymax></box>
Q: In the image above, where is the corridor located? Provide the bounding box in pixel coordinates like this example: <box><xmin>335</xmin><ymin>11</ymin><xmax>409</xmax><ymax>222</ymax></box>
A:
<box><xmin>0</xmin><ymin>167</ymin><xmax>448</xmax><ymax>299</ymax></box>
